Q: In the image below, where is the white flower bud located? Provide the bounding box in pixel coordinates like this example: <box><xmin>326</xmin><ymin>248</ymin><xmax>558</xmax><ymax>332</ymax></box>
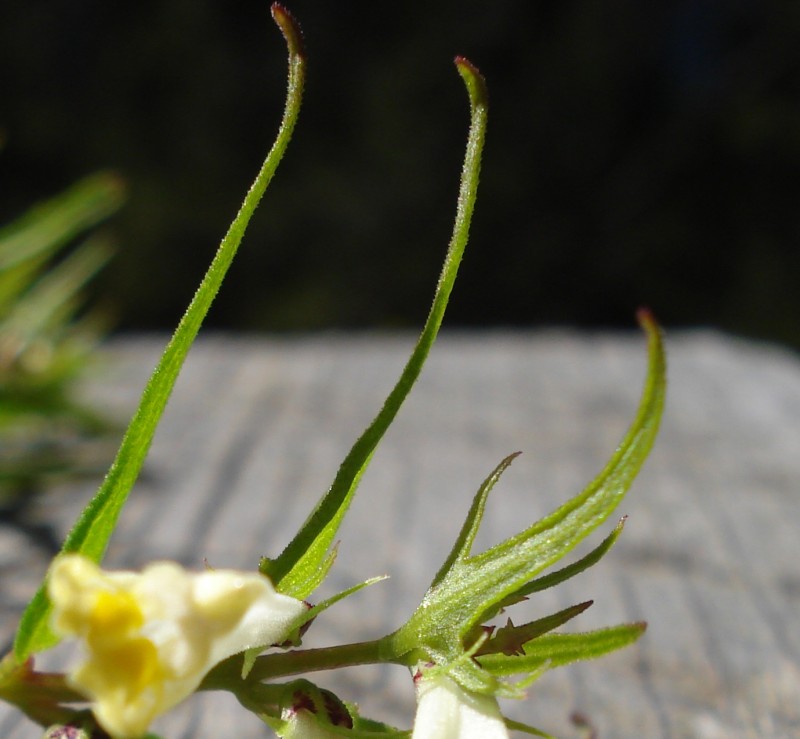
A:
<box><xmin>411</xmin><ymin>666</ymin><xmax>509</xmax><ymax>739</ymax></box>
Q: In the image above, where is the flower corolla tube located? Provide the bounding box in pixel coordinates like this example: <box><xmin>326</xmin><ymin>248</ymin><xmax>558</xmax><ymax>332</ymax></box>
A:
<box><xmin>48</xmin><ymin>554</ymin><xmax>307</xmax><ymax>738</ymax></box>
<box><xmin>411</xmin><ymin>665</ymin><xmax>509</xmax><ymax>739</ymax></box>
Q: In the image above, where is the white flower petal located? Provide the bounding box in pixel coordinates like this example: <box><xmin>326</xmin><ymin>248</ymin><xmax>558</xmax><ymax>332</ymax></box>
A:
<box><xmin>412</xmin><ymin>668</ymin><xmax>509</xmax><ymax>739</ymax></box>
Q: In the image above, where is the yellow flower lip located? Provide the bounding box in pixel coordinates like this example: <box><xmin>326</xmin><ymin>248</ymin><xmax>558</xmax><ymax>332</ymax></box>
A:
<box><xmin>89</xmin><ymin>591</ymin><xmax>143</xmax><ymax>637</ymax></box>
<box><xmin>48</xmin><ymin>554</ymin><xmax>307</xmax><ymax>738</ymax></box>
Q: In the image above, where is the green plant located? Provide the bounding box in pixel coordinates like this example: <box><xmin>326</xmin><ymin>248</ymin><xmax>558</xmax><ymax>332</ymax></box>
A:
<box><xmin>0</xmin><ymin>5</ymin><xmax>665</xmax><ymax>737</ymax></box>
<box><xmin>0</xmin><ymin>172</ymin><xmax>125</xmax><ymax>493</ymax></box>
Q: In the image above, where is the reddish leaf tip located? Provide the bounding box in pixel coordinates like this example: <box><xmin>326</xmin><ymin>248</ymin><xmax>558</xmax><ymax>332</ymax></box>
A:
<box><xmin>271</xmin><ymin>3</ymin><xmax>305</xmax><ymax>58</ymax></box>
<box><xmin>454</xmin><ymin>55</ymin><xmax>489</xmax><ymax>107</ymax></box>
<box><xmin>636</xmin><ymin>306</ymin><xmax>657</xmax><ymax>330</ymax></box>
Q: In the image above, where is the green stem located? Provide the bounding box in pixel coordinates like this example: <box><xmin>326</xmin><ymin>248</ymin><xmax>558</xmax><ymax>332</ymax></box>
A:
<box><xmin>0</xmin><ymin>655</ymin><xmax>86</xmax><ymax>728</ymax></box>
<box><xmin>202</xmin><ymin>636</ymin><xmax>422</xmax><ymax>692</ymax></box>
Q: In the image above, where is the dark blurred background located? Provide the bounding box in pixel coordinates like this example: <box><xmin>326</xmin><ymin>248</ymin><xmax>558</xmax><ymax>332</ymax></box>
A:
<box><xmin>2</xmin><ymin>0</ymin><xmax>799</xmax><ymax>346</ymax></box>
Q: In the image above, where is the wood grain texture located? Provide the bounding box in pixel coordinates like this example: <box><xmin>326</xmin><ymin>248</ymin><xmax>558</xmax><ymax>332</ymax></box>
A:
<box><xmin>1</xmin><ymin>331</ymin><xmax>798</xmax><ymax>738</ymax></box>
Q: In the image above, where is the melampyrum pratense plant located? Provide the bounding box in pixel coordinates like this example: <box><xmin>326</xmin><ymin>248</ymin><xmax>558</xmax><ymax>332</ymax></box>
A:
<box><xmin>0</xmin><ymin>5</ymin><xmax>666</xmax><ymax>738</ymax></box>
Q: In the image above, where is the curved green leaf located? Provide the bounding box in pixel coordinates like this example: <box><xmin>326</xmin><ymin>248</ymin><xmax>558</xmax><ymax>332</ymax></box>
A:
<box><xmin>261</xmin><ymin>57</ymin><xmax>490</xmax><ymax>599</ymax></box>
<box><xmin>13</xmin><ymin>3</ymin><xmax>306</xmax><ymax>662</ymax></box>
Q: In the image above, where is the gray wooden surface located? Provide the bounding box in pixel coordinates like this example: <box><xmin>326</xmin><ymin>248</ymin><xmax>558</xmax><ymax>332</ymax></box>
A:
<box><xmin>1</xmin><ymin>331</ymin><xmax>798</xmax><ymax>738</ymax></box>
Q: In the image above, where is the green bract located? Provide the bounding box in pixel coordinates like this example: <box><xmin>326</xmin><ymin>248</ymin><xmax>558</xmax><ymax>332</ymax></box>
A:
<box><xmin>386</xmin><ymin>310</ymin><xmax>664</xmax><ymax>700</ymax></box>
<box><xmin>386</xmin><ymin>310</ymin><xmax>663</xmax><ymax>736</ymax></box>
<box><xmin>1</xmin><ymin>3</ymin><xmax>666</xmax><ymax>737</ymax></box>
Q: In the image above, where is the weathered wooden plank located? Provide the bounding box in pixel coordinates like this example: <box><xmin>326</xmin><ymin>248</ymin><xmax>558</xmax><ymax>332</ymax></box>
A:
<box><xmin>1</xmin><ymin>331</ymin><xmax>798</xmax><ymax>737</ymax></box>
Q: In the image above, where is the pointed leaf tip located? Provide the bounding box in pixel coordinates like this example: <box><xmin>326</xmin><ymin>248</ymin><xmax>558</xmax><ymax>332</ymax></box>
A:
<box><xmin>636</xmin><ymin>306</ymin><xmax>657</xmax><ymax>332</ymax></box>
<box><xmin>271</xmin><ymin>3</ymin><xmax>305</xmax><ymax>58</ymax></box>
<box><xmin>454</xmin><ymin>56</ymin><xmax>488</xmax><ymax>108</ymax></box>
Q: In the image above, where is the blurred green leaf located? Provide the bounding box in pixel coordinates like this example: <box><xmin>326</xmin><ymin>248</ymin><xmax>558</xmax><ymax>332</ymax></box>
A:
<box><xmin>0</xmin><ymin>173</ymin><xmax>125</xmax><ymax>493</ymax></box>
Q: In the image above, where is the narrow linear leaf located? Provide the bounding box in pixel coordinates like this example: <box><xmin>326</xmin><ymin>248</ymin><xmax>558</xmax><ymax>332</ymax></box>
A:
<box><xmin>430</xmin><ymin>452</ymin><xmax>520</xmax><ymax>589</ymax></box>
<box><xmin>508</xmin><ymin>515</ymin><xmax>627</xmax><ymax>601</ymax></box>
<box><xmin>2</xmin><ymin>236</ymin><xmax>113</xmax><ymax>347</ymax></box>
<box><xmin>0</xmin><ymin>173</ymin><xmax>125</xmax><ymax>271</ymax></box>
<box><xmin>262</xmin><ymin>56</ymin><xmax>489</xmax><ymax>599</ymax></box>
<box><xmin>504</xmin><ymin>718</ymin><xmax>557</xmax><ymax>738</ymax></box>
<box><xmin>303</xmin><ymin>575</ymin><xmax>389</xmax><ymax>626</ymax></box>
<box><xmin>13</xmin><ymin>3</ymin><xmax>305</xmax><ymax>662</ymax></box>
<box><xmin>485</xmin><ymin>517</ymin><xmax>626</xmax><ymax>622</ymax></box>
<box><xmin>478</xmin><ymin>622</ymin><xmax>647</xmax><ymax>677</ymax></box>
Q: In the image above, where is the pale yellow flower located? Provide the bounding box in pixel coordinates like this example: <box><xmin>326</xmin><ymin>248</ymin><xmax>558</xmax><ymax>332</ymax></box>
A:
<box><xmin>49</xmin><ymin>554</ymin><xmax>307</xmax><ymax>738</ymax></box>
<box><xmin>411</xmin><ymin>666</ymin><xmax>509</xmax><ymax>739</ymax></box>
